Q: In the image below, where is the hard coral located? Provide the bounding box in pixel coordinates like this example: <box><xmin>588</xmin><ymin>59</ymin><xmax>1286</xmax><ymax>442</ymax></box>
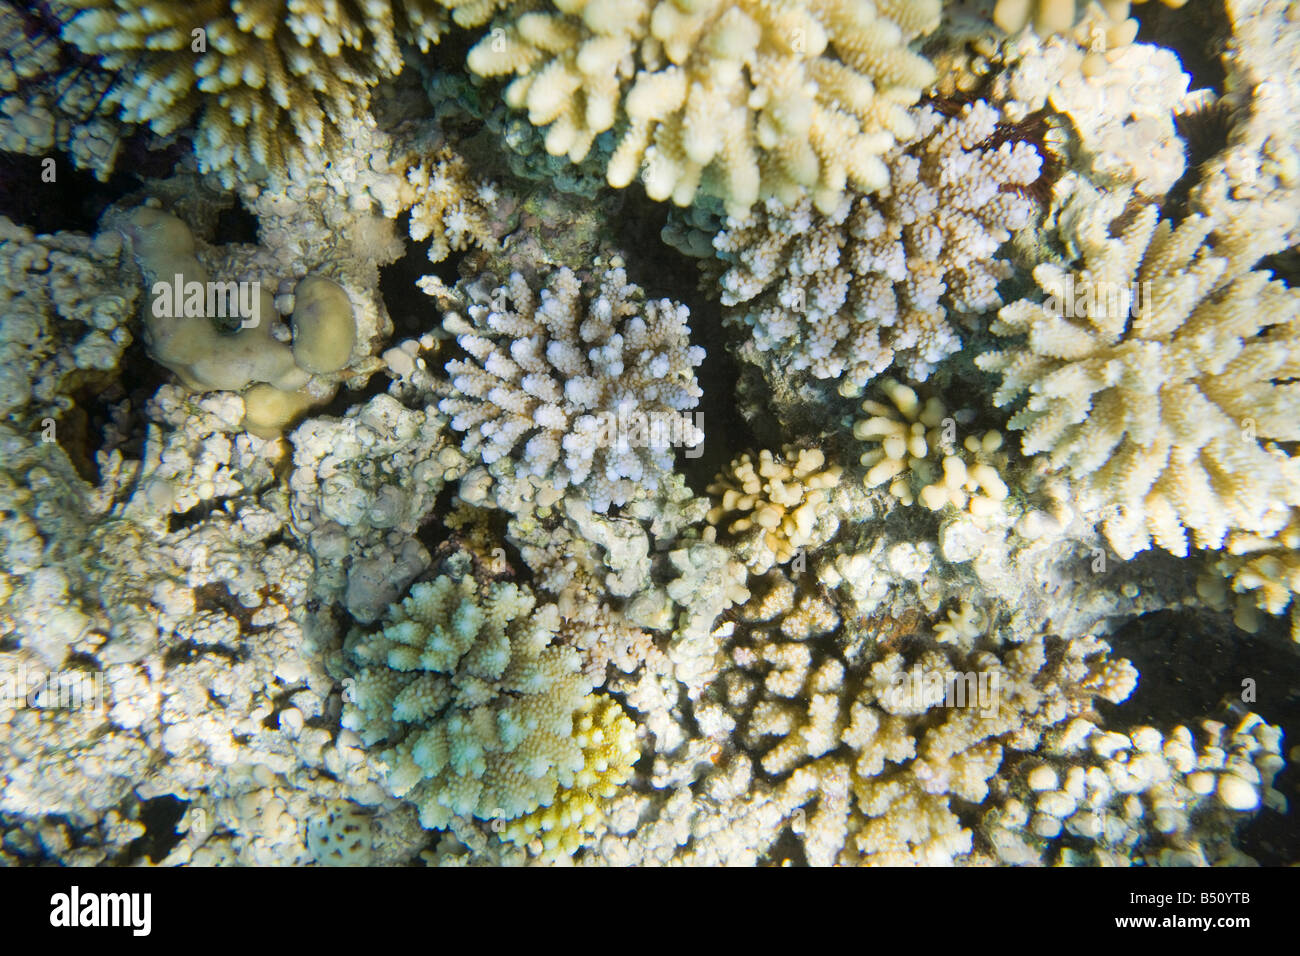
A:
<box><xmin>714</xmin><ymin>101</ymin><xmax>1041</xmax><ymax>394</ymax></box>
<box><xmin>977</xmin><ymin>197</ymin><xmax>1300</xmax><ymax>558</ymax></box>
<box><xmin>465</xmin><ymin>0</ymin><xmax>941</xmax><ymax>215</ymax></box>
<box><xmin>431</xmin><ymin>260</ymin><xmax>705</xmax><ymax>512</ymax></box>
<box><xmin>55</xmin><ymin>0</ymin><xmax>448</xmax><ymax>185</ymax></box>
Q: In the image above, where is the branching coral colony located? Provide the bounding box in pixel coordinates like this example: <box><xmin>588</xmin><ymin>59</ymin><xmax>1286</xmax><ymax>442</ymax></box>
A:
<box><xmin>0</xmin><ymin>0</ymin><xmax>1295</xmax><ymax>866</ymax></box>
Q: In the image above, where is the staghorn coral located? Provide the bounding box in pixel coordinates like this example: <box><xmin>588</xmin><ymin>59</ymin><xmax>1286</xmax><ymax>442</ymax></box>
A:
<box><xmin>854</xmin><ymin>378</ymin><xmax>1010</xmax><ymax>518</ymax></box>
<box><xmin>976</xmin><ymin>194</ymin><xmax>1300</xmax><ymax>559</ymax></box>
<box><xmin>339</xmin><ymin>554</ymin><xmax>596</xmax><ymax>831</ymax></box>
<box><xmin>714</xmin><ymin>100</ymin><xmax>1041</xmax><ymax>394</ymax></box>
<box><xmin>430</xmin><ymin>260</ymin><xmax>705</xmax><ymax>512</ymax></box>
<box><xmin>706</xmin><ymin>445</ymin><xmax>843</xmax><ymax>574</ymax></box>
<box><xmin>55</xmin><ymin>0</ymin><xmax>449</xmax><ymax>185</ymax></box>
<box><xmin>465</xmin><ymin>0</ymin><xmax>941</xmax><ymax>215</ymax></box>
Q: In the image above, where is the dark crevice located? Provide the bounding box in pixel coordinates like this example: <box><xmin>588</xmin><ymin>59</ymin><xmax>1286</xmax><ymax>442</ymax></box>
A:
<box><xmin>126</xmin><ymin>795</ymin><xmax>188</xmax><ymax>864</ymax></box>
<box><xmin>214</xmin><ymin>200</ymin><xmax>260</xmax><ymax>245</ymax></box>
<box><xmin>379</xmin><ymin>212</ymin><xmax>463</xmax><ymax>341</ymax></box>
<box><xmin>610</xmin><ymin>186</ymin><xmax>759</xmax><ymax>492</ymax></box>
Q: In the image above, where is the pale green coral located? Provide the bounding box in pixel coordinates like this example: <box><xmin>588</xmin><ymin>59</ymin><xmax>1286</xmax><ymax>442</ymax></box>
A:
<box><xmin>340</xmin><ymin>556</ymin><xmax>596</xmax><ymax>830</ymax></box>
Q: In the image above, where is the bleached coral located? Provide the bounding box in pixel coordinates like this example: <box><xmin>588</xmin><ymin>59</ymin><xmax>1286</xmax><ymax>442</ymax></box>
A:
<box><xmin>984</xmin><ymin>712</ymin><xmax>1287</xmax><ymax>866</ymax></box>
<box><xmin>465</xmin><ymin>0</ymin><xmax>941</xmax><ymax>215</ymax></box>
<box><xmin>55</xmin><ymin>0</ymin><xmax>448</xmax><ymax>185</ymax></box>
<box><xmin>287</xmin><ymin>391</ymin><xmax>466</xmax><ymax>621</ymax></box>
<box><xmin>855</xmin><ymin>378</ymin><xmax>1010</xmax><ymax>518</ymax></box>
<box><xmin>0</xmin><ymin>217</ymin><xmax>136</xmax><ymax>426</ymax></box>
<box><xmin>706</xmin><ymin>446</ymin><xmax>843</xmax><ymax>573</ymax></box>
<box><xmin>339</xmin><ymin>556</ymin><xmax>595</xmax><ymax>830</ymax></box>
<box><xmin>714</xmin><ymin>101</ymin><xmax>1041</xmax><ymax>393</ymax></box>
<box><xmin>976</xmin><ymin>196</ymin><xmax>1300</xmax><ymax>558</ymax></box>
<box><xmin>432</xmin><ymin>260</ymin><xmax>705</xmax><ymax>511</ymax></box>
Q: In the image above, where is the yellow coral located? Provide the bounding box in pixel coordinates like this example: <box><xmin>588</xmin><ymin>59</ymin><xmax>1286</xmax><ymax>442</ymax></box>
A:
<box><xmin>706</xmin><ymin>446</ymin><xmax>842</xmax><ymax>573</ymax></box>
<box><xmin>502</xmin><ymin>696</ymin><xmax>638</xmax><ymax>859</ymax></box>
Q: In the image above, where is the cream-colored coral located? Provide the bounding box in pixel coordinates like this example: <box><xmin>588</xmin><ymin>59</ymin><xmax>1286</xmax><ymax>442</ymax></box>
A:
<box><xmin>55</xmin><ymin>0</ymin><xmax>448</xmax><ymax>185</ymax></box>
<box><xmin>714</xmin><ymin>101</ymin><xmax>1041</xmax><ymax>393</ymax></box>
<box><xmin>985</xmin><ymin>712</ymin><xmax>1286</xmax><ymax>865</ymax></box>
<box><xmin>466</xmin><ymin>0</ymin><xmax>940</xmax><ymax>215</ymax></box>
<box><xmin>976</xmin><ymin>197</ymin><xmax>1300</xmax><ymax>559</ymax></box>
<box><xmin>993</xmin><ymin>0</ymin><xmax>1185</xmax><ymax>42</ymax></box>
<box><xmin>1214</xmin><ymin>514</ymin><xmax>1300</xmax><ymax>641</ymax></box>
<box><xmin>502</xmin><ymin>696</ymin><xmax>638</xmax><ymax>859</ymax></box>
<box><xmin>706</xmin><ymin>446</ymin><xmax>843</xmax><ymax>573</ymax></box>
<box><xmin>404</xmin><ymin>148</ymin><xmax>502</xmax><ymax>263</ymax></box>
<box><xmin>855</xmin><ymin>378</ymin><xmax>1011</xmax><ymax>519</ymax></box>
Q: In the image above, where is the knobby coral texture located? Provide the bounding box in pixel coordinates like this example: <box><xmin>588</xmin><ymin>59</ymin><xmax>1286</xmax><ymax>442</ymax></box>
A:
<box><xmin>0</xmin><ymin>0</ymin><xmax>1296</xmax><ymax>868</ymax></box>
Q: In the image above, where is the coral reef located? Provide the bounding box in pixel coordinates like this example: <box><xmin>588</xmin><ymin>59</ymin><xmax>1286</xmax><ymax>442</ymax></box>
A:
<box><xmin>1</xmin><ymin>0</ymin><xmax>1295</xmax><ymax>872</ymax></box>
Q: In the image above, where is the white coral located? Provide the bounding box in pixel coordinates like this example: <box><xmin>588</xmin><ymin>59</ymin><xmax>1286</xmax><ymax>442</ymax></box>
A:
<box><xmin>434</xmin><ymin>262</ymin><xmax>705</xmax><ymax>511</ymax></box>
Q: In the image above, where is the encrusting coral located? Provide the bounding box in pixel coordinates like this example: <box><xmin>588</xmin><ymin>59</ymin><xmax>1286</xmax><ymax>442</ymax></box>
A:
<box><xmin>976</xmin><ymin>193</ymin><xmax>1300</xmax><ymax>559</ymax></box>
<box><xmin>116</xmin><ymin>205</ymin><xmax>360</xmax><ymax>438</ymax></box>
<box><xmin>713</xmin><ymin>100</ymin><xmax>1042</xmax><ymax>394</ymax></box>
<box><xmin>430</xmin><ymin>259</ymin><xmax>705</xmax><ymax>512</ymax></box>
<box><xmin>464</xmin><ymin>0</ymin><xmax>942</xmax><ymax>215</ymax></box>
<box><xmin>0</xmin><ymin>217</ymin><xmax>137</xmax><ymax>427</ymax></box>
